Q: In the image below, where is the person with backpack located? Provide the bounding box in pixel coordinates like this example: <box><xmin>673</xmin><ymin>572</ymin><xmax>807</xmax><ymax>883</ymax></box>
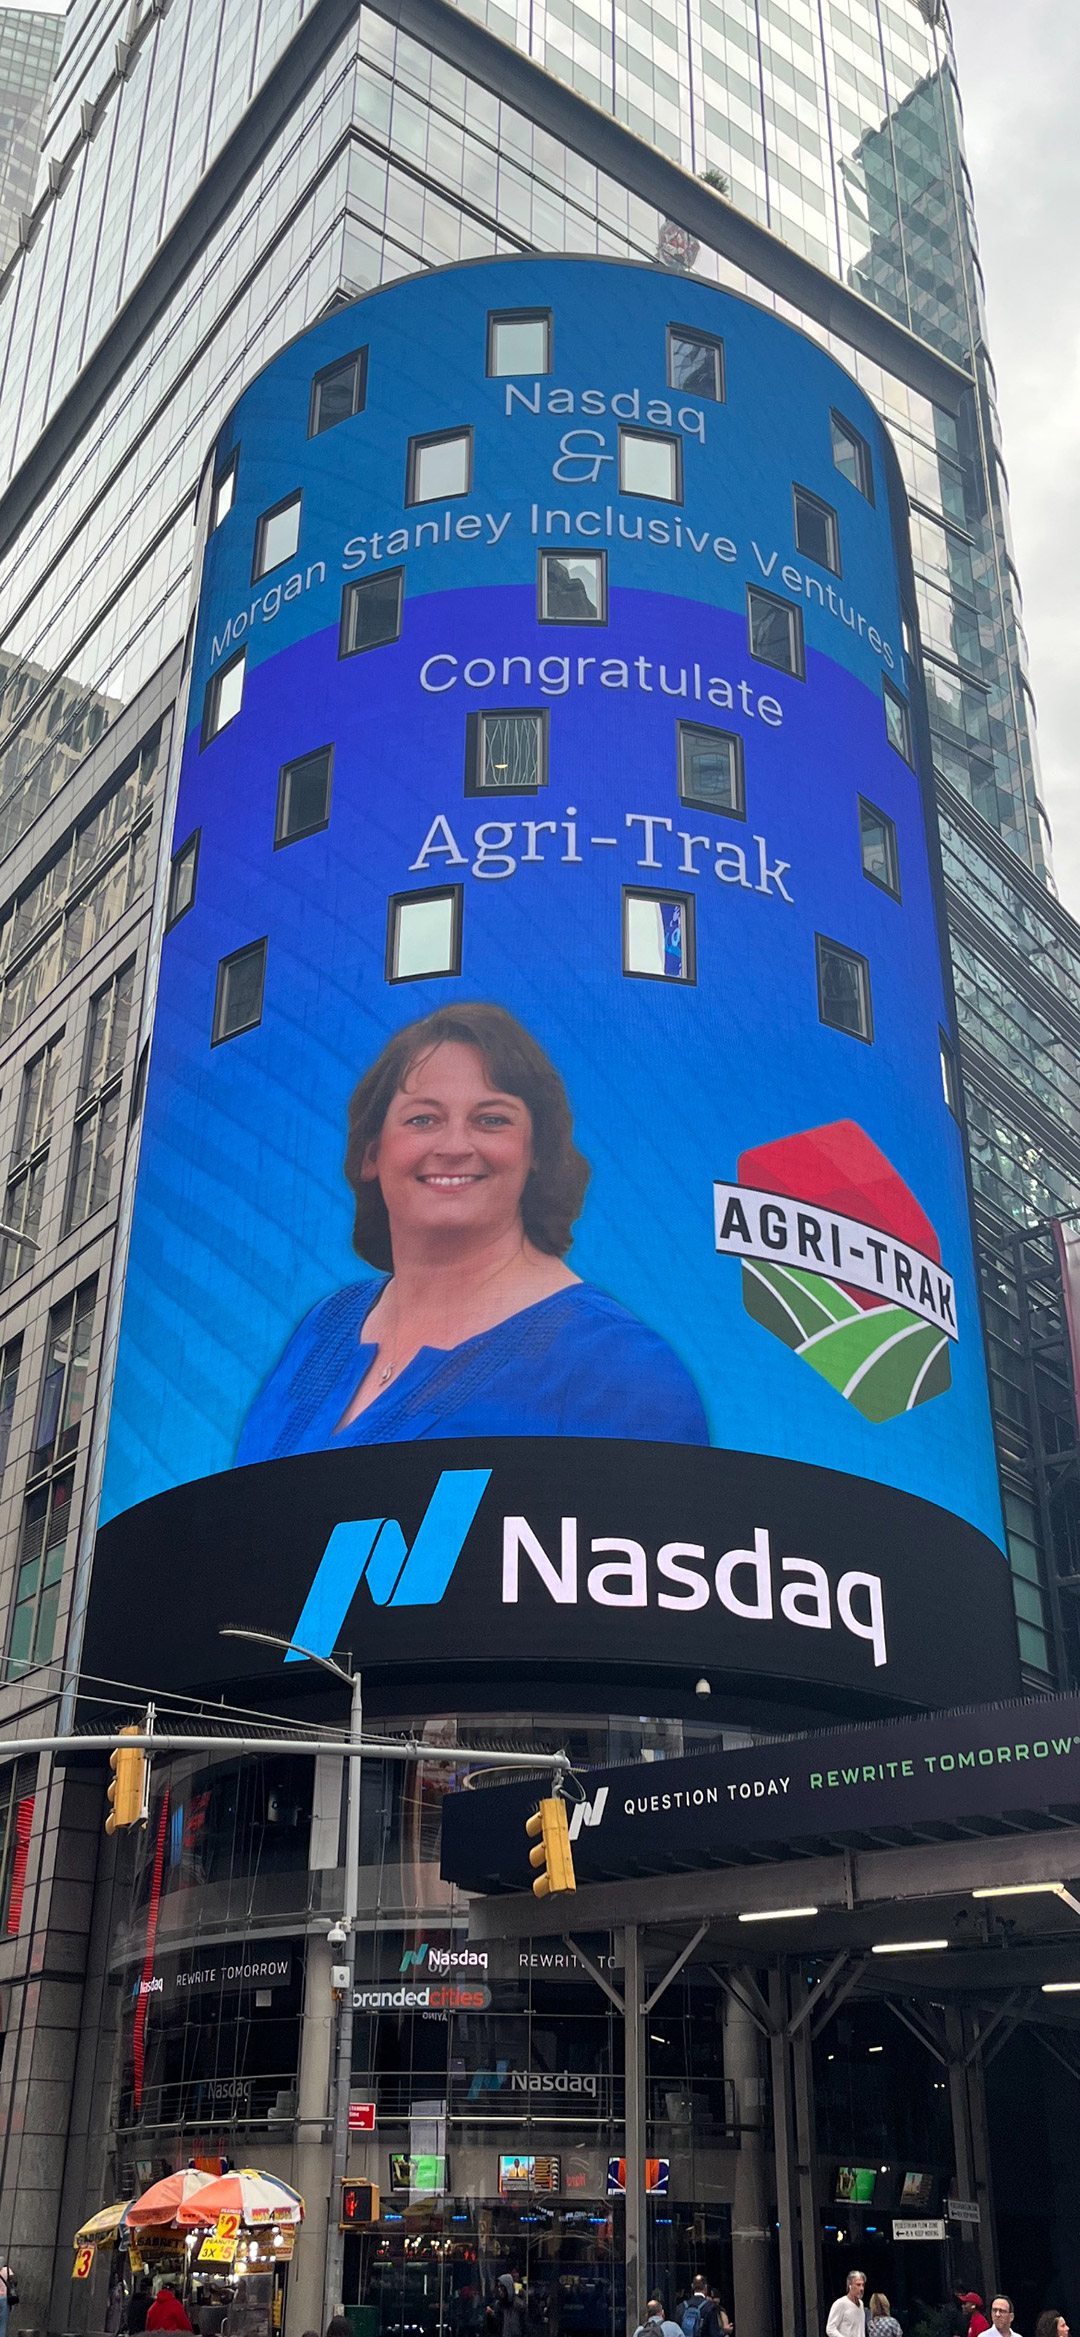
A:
<box><xmin>634</xmin><ymin>2301</ymin><xmax>681</xmax><ymax>2337</ymax></box>
<box><xmin>0</xmin><ymin>2263</ymin><xmax>16</xmax><ymax>2337</ymax></box>
<box><xmin>680</xmin><ymin>2279</ymin><xmax>709</xmax><ymax>2337</ymax></box>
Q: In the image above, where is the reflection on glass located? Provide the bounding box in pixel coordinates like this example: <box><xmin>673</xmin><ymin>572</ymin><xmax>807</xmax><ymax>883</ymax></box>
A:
<box><xmin>668</xmin><ymin>327</ymin><xmax>724</xmax><ymax>400</ymax></box>
<box><xmin>747</xmin><ymin>588</ymin><xmax>803</xmax><ymax>678</ymax></box>
<box><xmin>410</xmin><ymin>430</ymin><xmax>471</xmax><ymax>503</ymax></box>
<box><xmin>478</xmin><ymin>713</ymin><xmax>543</xmax><ymax>792</ymax></box>
<box><xmin>624</xmin><ymin>892</ymin><xmax>691</xmax><ymax>981</ymax></box>
<box><xmin>539</xmin><ymin>552</ymin><xmax>605</xmax><ymax>623</ymax></box>
<box><xmin>678</xmin><ymin>723</ymin><xmax>742</xmax><ymax>815</ymax></box>
<box><xmin>340</xmin><ymin>570</ymin><xmax>403</xmax><ymax>656</ymax></box>
<box><xmin>254</xmin><ymin>495</ymin><xmax>301</xmax><ymax>579</ymax></box>
<box><xmin>858</xmin><ymin>797</ymin><xmax>900</xmax><ymax>898</ymax></box>
<box><xmin>390</xmin><ymin>891</ymin><xmax>459</xmax><ymax>981</ymax></box>
<box><xmin>620</xmin><ymin>428</ymin><xmax>680</xmax><ymax>502</ymax></box>
<box><xmin>489</xmin><ymin>311</ymin><xmax>551</xmax><ymax>375</ymax></box>
<box><xmin>212</xmin><ymin>939</ymin><xmax>267</xmax><ymax>1043</ymax></box>
<box><xmin>817</xmin><ymin>937</ymin><xmax>872</xmax><ymax>1041</ymax></box>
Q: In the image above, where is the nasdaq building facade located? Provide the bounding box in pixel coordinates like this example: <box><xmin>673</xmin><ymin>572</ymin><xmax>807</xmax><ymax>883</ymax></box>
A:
<box><xmin>86</xmin><ymin>257</ymin><xmax>1017</xmax><ymax>1718</ymax></box>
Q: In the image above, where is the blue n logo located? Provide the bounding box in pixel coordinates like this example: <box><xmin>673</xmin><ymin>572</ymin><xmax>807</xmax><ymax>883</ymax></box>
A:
<box><xmin>287</xmin><ymin>1468</ymin><xmax>491</xmax><ymax>1661</ymax></box>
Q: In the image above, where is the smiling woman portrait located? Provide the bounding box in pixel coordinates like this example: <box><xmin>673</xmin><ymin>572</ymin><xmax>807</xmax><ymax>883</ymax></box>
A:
<box><xmin>236</xmin><ymin>1000</ymin><xmax>708</xmax><ymax>1456</ymax></box>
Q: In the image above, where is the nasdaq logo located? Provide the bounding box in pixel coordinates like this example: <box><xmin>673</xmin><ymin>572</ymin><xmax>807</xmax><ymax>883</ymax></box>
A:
<box><xmin>568</xmin><ymin>1787</ymin><xmax>609</xmax><ymax>1841</ymax></box>
<box><xmin>288</xmin><ymin>1468</ymin><xmax>491</xmax><ymax>1659</ymax></box>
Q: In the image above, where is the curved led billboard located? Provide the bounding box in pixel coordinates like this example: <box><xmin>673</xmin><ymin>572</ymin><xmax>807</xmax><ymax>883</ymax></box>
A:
<box><xmin>86</xmin><ymin>256</ymin><xmax>1018</xmax><ymax>1712</ymax></box>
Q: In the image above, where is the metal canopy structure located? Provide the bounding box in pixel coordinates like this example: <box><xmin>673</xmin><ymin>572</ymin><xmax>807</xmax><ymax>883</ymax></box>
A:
<box><xmin>453</xmin><ymin>1711</ymin><xmax>1080</xmax><ymax>2337</ymax></box>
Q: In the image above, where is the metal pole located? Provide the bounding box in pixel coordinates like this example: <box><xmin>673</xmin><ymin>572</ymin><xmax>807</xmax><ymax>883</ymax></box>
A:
<box><xmin>768</xmin><ymin>1965</ymin><xmax>801</xmax><ymax>2337</ymax></box>
<box><xmin>790</xmin><ymin>1978</ymin><xmax>820</xmax><ymax>2337</ymax></box>
<box><xmin>723</xmin><ymin>1972</ymin><xmax>773</xmax><ymax>2336</ymax></box>
<box><xmin>623</xmin><ymin>1924</ymin><xmax>647</xmax><ymax>2337</ymax></box>
<box><xmin>323</xmin><ymin>1667</ymin><xmax>363</xmax><ymax>2325</ymax></box>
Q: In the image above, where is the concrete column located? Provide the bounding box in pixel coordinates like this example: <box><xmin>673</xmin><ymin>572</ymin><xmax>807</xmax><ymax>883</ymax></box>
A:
<box><xmin>723</xmin><ymin>1974</ymin><xmax>773</xmax><ymax>2337</ymax></box>
<box><xmin>768</xmin><ymin>1965</ymin><xmax>801</xmax><ymax>2337</ymax></box>
<box><xmin>965</xmin><ymin>2013</ymin><xmax>999</xmax><ymax>2311</ymax></box>
<box><xmin>286</xmin><ymin>1933</ymin><xmax>335</xmax><ymax>2337</ymax></box>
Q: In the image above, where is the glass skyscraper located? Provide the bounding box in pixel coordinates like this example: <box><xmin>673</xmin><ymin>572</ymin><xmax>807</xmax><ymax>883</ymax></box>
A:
<box><xmin>0</xmin><ymin>5</ymin><xmax>63</xmax><ymax>269</ymax></box>
<box><xmin>0</xmin><ymin>0</ymin><xmax>1077</xmax><ymax>2320</ymax></box>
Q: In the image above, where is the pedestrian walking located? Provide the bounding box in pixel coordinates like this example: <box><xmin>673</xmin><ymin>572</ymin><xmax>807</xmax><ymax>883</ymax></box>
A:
<box><xmin>679</xmin><ymin>2279</ymin><xmax>709</xmax><ymax>2337</ymax></box>
<box><xmin>827</xmin><ymin>2270</ymin><xmax>868</xmax><ymax>2336</ymax></box>
<box><xmin>959</xmin><ymin>2298</ymin><xmax>991</xmax><ymax>2337</ymax></box>
<box><xmin>868</xmin><ymin>2293</ymin><xmax>902</xmax><ymax>2337</ymax></box>
<box><xmin>146</xmin><ymin>2286</ymin><xmax>193</xmax><ymax>2334</ymax></box>
<box><xmin>1033</xmin><ymin>2315</ymin><xmax>1069</xmax><ymax>2337</ymax></box>
<box><xmin>0</xmin><ymin>2264</ymin><xmax>16</xmax><ymax>2337</ymax></box>
<box><xmin>633</xmin><ymin>2299</ymin><xmax>681</xmax><ymax>2337</ymax></box>
<box><xmin>991</xmin><ymin>2301</ymin><xmax>1022</xmax><ymax>2337</ymax></box>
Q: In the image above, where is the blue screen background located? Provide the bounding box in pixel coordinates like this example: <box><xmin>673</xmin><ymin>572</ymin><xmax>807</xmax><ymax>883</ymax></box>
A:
<box><xmin>99</xmin><ymin>257</ymin><xmax>1004</xmax><ymax>1557</ymax></box>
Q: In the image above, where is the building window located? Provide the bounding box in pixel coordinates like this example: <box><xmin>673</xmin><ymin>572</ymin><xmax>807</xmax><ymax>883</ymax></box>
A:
<box><xmin>406</xmin><ymin>428</ymin><xmax>473</xmax><ymax>506</ymax></box>
<box><xmin>275</xmin><ymin>746</ymin><xmax>334</xmax><ymax>847</ymax></box>
<box><xmin>831</xmin><ymin>410</ymin><xmax>874</xmax><ymax>502</ymax></box>
<box><xmin>747</xmin><ymin>587</ymin><xmax>805</xmax><ymax>679</ymax></box>
<box><xmin>677</xmin><ymin>722</ymin><xmax>744</xmax><ymax>817</ymax></box>
<box><xmin>252</xmin><ymin>492</ymin><xmax>301</xmax><ymax>582</ymax></box>
<box><xmin>667</xmin><ymin>325</ymin><xmax>724</xmax><ymax>402</ymax></box>
<box><xmin>1</xmin><ymin>1037</ymin><xmax>61</xmax><ymax>1291</ymax></box>
<box><xmin>386</xmin><ymin>888</ymin><xmax>463</xmax><ymax>983</ymax></box>
<box><xmin>212</xmin><ymin>939</ymin><xmax>267</xmax><ymax>1044</ymax></box>
<box><xmin>0</xmin><ymin>721</ymin><xmax>161</xmax><ymax>1046</ymax></box>
<box><xmin>487</xmin><ymin>309</ymin><xmax>552</xmax><ymax>376</ymax></box>
<box><xmin>884</xmin><ymin>678</ymin><xmax>914</xmax><ymax>763</ymax></box>
<box><xmin>308</xmin><ymin>347</ymin><xmax>367</xmax><ymax>435</ymax></box>
<box><xmin>619</xmin><ymin>426</ymin><xmax>682</xmax><ymax>503</ymax></box>
<box><xmin>166</xmin><ymin>830</ymin><xmax>200</xmax><ymax>930</ymax></box>
<box><xmin>940</xmin><ymin>1030</ymin><xmax>959</xmax><ymax>1117</ymax></box>
<box><xmin>0</xmin><ymin>1338</ymin><xmax>21</xmax><ymax>1486</ymax></box>
<box><xmin>623</xmin><ymin>888</ymin><xmax>696</xmax><ymax>982</ymax></box>
<box><xmin>816</xmin><ymin>935</ymin><xmax>873</xmax><ymax>1042</ymax></box>
<box><xmin>339</xmin><ymin>569</ymin><xmax>403</xmax><ymax>658</ymax></box>
<box><xmin>538</xmin><ymin>550</ymin><xmax>607</xmax><ymax>625</ymax></box>
<box><xmin>65</xmin><ymin>966</ymin><xmax>135</xmax><ymax>1233</ymax></box>
<box><xmin>7</xmin><ymin>1471</ymin><xmax>72</xmax><ymax>1680</ymax></box>
<box><xmin>0</xmin><ymin>1758</ymin><xmax>35</xmax><ymax>1933</ymax></box>
<box><xmin>201</xmin><ymin>650</ymin><xmax>245</xmax><ymax>747</ymax></box>
<box><xmin>858</xmin><ymin>796</ymin><xmax>901</xmax><ymax>899</ymax></box>
<box><xmin>210</xmin><ymin>451</ymin><xmax>238</xmax><ymax>532</ymax></box>
<box><xmin>31</xmin><ymin>1280</ymin><xmax>96</xmax><ymax>1477</ymax></box>
<box><xmin>793</xmin><ymin>484</ymin><xmax>841</xmax><ymax>574</ymax></box>
<box><xmin>465</xmin><ymin>711</ymin><xmax>547</xmax><ymax>794</ymax></box>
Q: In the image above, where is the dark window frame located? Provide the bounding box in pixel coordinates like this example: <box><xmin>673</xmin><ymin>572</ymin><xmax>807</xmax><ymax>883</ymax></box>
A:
<box><xmin>29</xmin><ymin>1276</ymin><xmax>97</xmax><ymax>1479</ymax></box>
<box><xmin>210</xmin><ymin>448</ymin><xmax>239</xmax><ymax>533</ymax></box>
<box><xmin>200</xmin><ymin>648</ymin><xmax>245</xmax><ymax>749</ymax></box>
<box><xmin>0</xmin><ymin>1756</ymin><xmax>36</xmax><ymax>1931</ymax></box>
<box><xmin>251</xmin><ymin>490</ymin><xmax>302</xmax><ymax>584</ymax></box>
<box><xmin>884</xmin><ymin>676</ymin><xmax>914</xmax><ymax>764</ymax></box>
<box><xmin>385</xmin><ymin>885</ymin><xmax>464</xmax><ymax>985</ymax></box>
<box><xmin>622</xmin><ymin>885</ymin><xmax>697</xmax><ymax>985</ymax></box>
<box><xmin>830</xmin><ymin>408</ymin><xmax>875</xmax><ymax>504</ymax></box>
<box><xmin>1</xmin><ymin>1035</ymin><xmax>62</xmax><ymax>1292</ymax></box>
<box><xmin>211</xmin><ymin>937</ymin><xmax>268</xmax><ymax>1046</ymax></box>
<box><xmin>677</xmin><ymin>721</ymin><xmax>745</xmax><ymax>819</ymax></box>
<box><xmin>815</xmin><ymin>933</ymin><xmax>874</xmax><ymax>1044</ymax></box>
<box><xmin>940</xmin><ymin>1028</ymin><xmax>960</xmax><ymax>1119</ymax></box>
<box><xmin>405</xmin><ymin>426</ymin><xmax>474</xmax><ymax>508</ymax></box>
<box><xmin>275</xmin><ymin>746</ymin><xmax>334</xmax><ymax>848</ymax></box>
<box><xmin>486</xmin><ymin>307</ymin><xmax>553</xmax><ymax>376</ymax></box>
<box><xmin>793</xmin><ymin>482</ymin><xmax>841</xmax><ymax>575</ymax></box>
<box><xmin>64</xmin><ymin>964</ymin><xmax>135</xmax><ymax>1236</ymax></box>
<box><xmin>746</xmin><ymin>586</ymin><xmax>806</xmax><ymax>680</ymax></box>
<box><xmin>858</xmin><ymin>794</ymin><xmax>901</xmax><ymax>900</ymax></box>
<box><xmin>464</xmin><ymin>709</ymin><xmax>549</xmax><ymax>796</ymax></box>
<box><xmin>7</xmin><ymin>1471</ymin><xmax>73</xmax><ymax>1683</ymax></box>
<box><xmin>165</xmin><ymin>829</ymin><xmax>201</xmax><ymax>930</ymax></box>
<box><xmin>308</xmin><ymin>345</ymin><xmax>368</xmax><ymax>436</ymax></box>
<box><xmin>338</xmin><ymin>568</ymin><xmax>404</xmax><ymax>659</ymax></box>
<box><xmin>537</xmin><ymin>548</ymin><xmax>608</xmax><ymax>626</ymax></box>
<box><xmin>618</xmin><ymin>424</ymin><xmax>684</xmax><ymax>504</ymax></box>
<box><xmin>666</xmin><ymin>323</ymin><xmax>725</xmax><ymax>402</ymax></box>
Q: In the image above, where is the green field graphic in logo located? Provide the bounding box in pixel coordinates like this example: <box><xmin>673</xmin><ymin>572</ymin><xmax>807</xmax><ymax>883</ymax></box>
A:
<box><xmin>715</xmin><ymin>1120</ymin><xmax>956</xmax><ymax>1425</ymax></box>
<box><xmin>741</xmin><ymin>1259</ymin><xmax>951</xmax><ymax>1423</ymax></box>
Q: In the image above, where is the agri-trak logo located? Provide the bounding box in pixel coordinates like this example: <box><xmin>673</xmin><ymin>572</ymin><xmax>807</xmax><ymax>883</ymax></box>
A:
<box><xmin>714</xmin><ymin>1120</ymin><xmax>957</xmax><ymax>1423</ymax></box>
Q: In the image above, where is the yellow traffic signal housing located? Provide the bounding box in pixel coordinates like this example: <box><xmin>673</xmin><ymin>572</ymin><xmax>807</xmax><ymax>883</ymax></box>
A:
<box><xmin>105</xmin><ymin>1726</ymin><xmax>147</xmax><ymax>1835</ymax></box>
<box><xmin>526</xmin><ymin>1798</ymin><xmax>576</xmax><ymax>1897</ymax></box>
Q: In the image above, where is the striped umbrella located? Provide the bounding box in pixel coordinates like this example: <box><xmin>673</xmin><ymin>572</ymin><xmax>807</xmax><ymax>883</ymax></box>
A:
<box><xmin>74</xmin><ymin>2203</ymin><xmax>132</xmax><ymax>2245</ymax></box>
<box><xmin>176</xmin><ymin>2171</ymin><xmax>305</xmax><ymax>2227</ymax></box>
<box><xmin>125</xmin><ymin>2169</ymin><xmax>220</xmax><ymax>2227</ymax></box>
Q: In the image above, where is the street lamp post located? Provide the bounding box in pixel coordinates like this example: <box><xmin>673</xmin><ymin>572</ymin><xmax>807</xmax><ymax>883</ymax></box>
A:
<box><xmin>220</xmin><ymin>1627</ymin><xmax>362</xmax><ymax>2331</ymax></box>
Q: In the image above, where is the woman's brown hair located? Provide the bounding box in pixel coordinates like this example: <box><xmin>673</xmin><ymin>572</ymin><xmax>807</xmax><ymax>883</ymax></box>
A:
<box><xmin>344</xmin><ymin>1001</ymin><xmax>590</xmax><ymax>1271</ymax></box>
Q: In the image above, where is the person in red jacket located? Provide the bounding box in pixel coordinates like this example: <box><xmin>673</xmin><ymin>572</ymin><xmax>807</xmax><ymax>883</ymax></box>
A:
<box><xmin>960</xmin><ymin>2296</ymin><xmax>992</xmax><ymax>2337</ymax></box>
<box><xmin>145</xmin><ymin>2286</ymin><xmax>193</xmax><ymax>2332</ymax></box>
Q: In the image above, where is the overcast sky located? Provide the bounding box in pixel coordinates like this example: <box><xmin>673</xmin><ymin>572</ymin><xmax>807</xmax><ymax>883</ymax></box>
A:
<box><xmin>949</xmin><ymin>0</ymin><xmax>1080</xmax><ymax>915</ymax></box>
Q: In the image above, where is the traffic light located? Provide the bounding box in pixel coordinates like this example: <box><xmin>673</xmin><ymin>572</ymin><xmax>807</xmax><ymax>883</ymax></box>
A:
<box><xmin>105</xmin><ymin>1725</ymin><xmax>147</xmax><ymax>1835</ymax></box>
<box><xmin>339</xmin><ymin>2180</ymin><xmax>380</xmax><ymax>2229</ymax></box>
<box><xmin>526</xmin><ymin>1797</ymin><xmax>576</xmax><ymax>1897</ymax></box>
